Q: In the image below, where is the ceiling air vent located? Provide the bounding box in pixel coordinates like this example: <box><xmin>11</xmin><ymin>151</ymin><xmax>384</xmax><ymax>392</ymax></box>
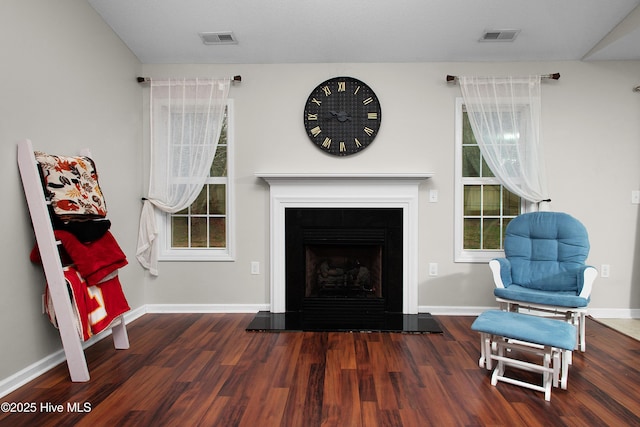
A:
<box><xmin>479</xmin><ymin>29</ymin><xmax>520</xmax><ymax>42</ymax></box>
<box><xmin>199</xmin><ymin>32</ymin><xmax>238</xmax><ymax>45</ymax></box>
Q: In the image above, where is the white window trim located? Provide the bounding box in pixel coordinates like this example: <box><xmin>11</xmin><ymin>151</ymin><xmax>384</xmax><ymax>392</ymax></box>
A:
<box><xmin>157</xmin><ymin>99</ymin><xmax>235</xmax><ymax>262</ymax></box>
<box><xmin>454</xmin><ymin>98</ymin><xmax>532</xmax><ymax>263</ymax></box>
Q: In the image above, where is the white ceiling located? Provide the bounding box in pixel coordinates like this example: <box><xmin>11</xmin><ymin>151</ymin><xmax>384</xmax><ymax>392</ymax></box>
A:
<box><xmin>87</xmin><ymin>0</ymin><xmax>640</xmax><ymax>64</ymax></box>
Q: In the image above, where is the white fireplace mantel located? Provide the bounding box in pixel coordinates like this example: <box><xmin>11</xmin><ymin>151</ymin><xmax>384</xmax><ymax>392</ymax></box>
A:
<box><xmin>256</xmin><ymin>172</ymin><xmax>433</xmax><ymax>314</ymax></box>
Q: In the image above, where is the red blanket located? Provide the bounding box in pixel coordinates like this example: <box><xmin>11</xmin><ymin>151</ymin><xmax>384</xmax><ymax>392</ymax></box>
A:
<box><xmin>45</xmin><ymin>267</ymin><xmax>130</xmax><ymax>340</ymax></box>
<box><xmin>31</xmin><ymin>230</ymin><xmax>128</xmax><ymax>285</ymax></box>
<box><xmin>33</xmin><ymin>230</ymin><xmax>130</xmax><ymax>341</ymax></box>
<box><xmin>44</xmin><ymin>268</ymin><xmax>92</xmax><ymax>341</ymax></box>
<box><xmin>55</xmin><ymin>229</ymin><xmax>128</xmax><ymax>285</ymax></box>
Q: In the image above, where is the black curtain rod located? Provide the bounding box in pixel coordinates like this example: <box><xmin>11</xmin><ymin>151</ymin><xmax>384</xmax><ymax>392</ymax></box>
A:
<box><xmin>446</xmin><ymin>73</ymin><xmax>560</xmax><ymax>83</ymax></box>
<box><xmin>136</xmin><ymin>75</ymin><xmax>242</xmax><ymax>84</ymax></box>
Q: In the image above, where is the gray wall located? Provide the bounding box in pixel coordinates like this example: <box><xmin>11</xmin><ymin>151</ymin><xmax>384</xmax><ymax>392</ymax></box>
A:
<box><xmin>1</xmin><ymin>0</ymin><xmax>639</xmax><ymax>386</ymax></box>
<box><xmin>141</xmin><ymin>62</ymin><xmax>640</xmax><ymax>314</ymax></box>
<box><xmin>0</xmin><ymin>0</ymin><xmax>143</xmax><ymax>381</ymax></box>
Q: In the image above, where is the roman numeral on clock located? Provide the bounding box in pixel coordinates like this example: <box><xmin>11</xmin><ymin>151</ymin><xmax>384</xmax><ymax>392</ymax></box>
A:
<box><xmin>367</xmin><ymin>112</ymin><xmax>378</xmax><ymax>120</ymax></box>
<box><xmin>339</xmin><ymin>141</ymin><xmax>346</xmax><ymax>152</ymax></box>
<box><xmin>310</xmin><ymin>126</ymin><xmax>321</xmax><ymax>137</ymax></box>
<box><xmin>322</xmin><ymin>137</ymin><xmax>332</xmax><ymax>148</ymax></box>
<box><xmin>364</xmin><ymin>127</ymin><xmax>374</xmax><ymax>136</ymax></box>
<box><xmin>307</xmin><ymin>113</ymin><xmax>318</xmax><ymax>121</ymax></box>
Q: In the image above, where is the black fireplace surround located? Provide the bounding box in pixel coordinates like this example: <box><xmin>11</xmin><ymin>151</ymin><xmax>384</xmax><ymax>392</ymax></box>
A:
<box><xmin>285</xmin><ymin>207</ymin><xmax>403</xmax><ymax>329</ymax></box>
<box><xmin>246</xmin><ymin>206</ymin><xmax>442</xmax><ymax>332</ymax></box>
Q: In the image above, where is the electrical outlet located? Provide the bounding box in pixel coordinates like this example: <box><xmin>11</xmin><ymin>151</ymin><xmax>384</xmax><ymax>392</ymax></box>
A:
<box><xmin>251</xmin><ymin>261</ymin><xmax>260</xmax><ymax>275</ymax></box>
<box><xmin>632</xmin><ymin>190</ymin><xmax>640</xmax><ymax>204</ymax></box>
<box><xmin>429</xmin><ymin>189</ymin><xmax>438</xmax><ymax>203</ymax></box>
<box><xmin>600</xmin><ymin>264</ymin><xmax>610</xmax><ymax>278</ymax></box>
<box><xmin>428</xmin><ymin>262</ymin><xmax>438</xmax><ymax>276</ymax></box>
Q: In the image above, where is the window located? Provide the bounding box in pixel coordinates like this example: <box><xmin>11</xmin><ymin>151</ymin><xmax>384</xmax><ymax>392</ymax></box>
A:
<box><xmin>455</xmin><ymin>98</ymin><xmax>527</xmax><ymax>262</ymax></box>
<box><xmin>158</xmin><ymin>100</ymin><xmax>234</xmax><ymax>261</ymax></box>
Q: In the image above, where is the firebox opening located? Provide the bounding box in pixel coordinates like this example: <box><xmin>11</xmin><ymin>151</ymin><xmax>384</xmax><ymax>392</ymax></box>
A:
<box><xmin>305</xmin><ymin>244</ymin><xmax>383</xmax><ymax>299</ymax></box>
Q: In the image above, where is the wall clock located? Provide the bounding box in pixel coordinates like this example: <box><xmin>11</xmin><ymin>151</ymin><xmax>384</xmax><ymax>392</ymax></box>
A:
<box><xmin>303</xmin><ymin>76</ymin><xmax>382</xmax><ymax>156</ymax></box>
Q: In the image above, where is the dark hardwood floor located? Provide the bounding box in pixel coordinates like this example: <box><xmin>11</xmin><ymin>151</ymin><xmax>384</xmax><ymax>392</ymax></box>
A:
<box><xmin>1</xmin><ymin>313</ymin><xmax>638</xmax><ymax>426</ymax></box>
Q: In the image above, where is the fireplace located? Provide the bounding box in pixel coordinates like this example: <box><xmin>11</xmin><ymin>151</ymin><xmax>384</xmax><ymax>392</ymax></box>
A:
<box><xmin>256</xmin><ymin>173</ymin><xmax>432</xmax><ymax>316</ymax></box>
<box><xmin>285</xmin><ymin>208</ymin><xmax>402</xmax><ymax>328</ymax></box>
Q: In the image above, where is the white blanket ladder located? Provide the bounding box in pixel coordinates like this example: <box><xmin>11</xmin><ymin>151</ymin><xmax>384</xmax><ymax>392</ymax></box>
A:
<box><xmin>17</xmin><ymin>138</ymin><xmax>129</xmax><ymax>382</ymax></box>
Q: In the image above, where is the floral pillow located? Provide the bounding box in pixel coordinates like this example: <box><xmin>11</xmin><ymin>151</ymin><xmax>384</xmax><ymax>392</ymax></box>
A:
<box><xmin>35</xmin><ymin>151</ymin><xmax>107</xmax><ymax>220</ymax></box>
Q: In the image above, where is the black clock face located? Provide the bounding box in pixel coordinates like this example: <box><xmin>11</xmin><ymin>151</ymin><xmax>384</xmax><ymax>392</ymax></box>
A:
<box><xmin>303</xmin><ymin>77</ymin><xmax>382</xmax><ymax>156</ymax></box>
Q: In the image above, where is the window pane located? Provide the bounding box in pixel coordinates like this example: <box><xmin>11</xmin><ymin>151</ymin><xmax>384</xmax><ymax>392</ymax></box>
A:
<box><xmin>191</xmin><ymin>187</ymin><xmax>208</xmax><ymax>215</ymax></box>
<box><xmin>211</xmin><ymin>145</ymin><xmax>227</xmax><ymax>177</ymax></box>
<box><xmin>209</xmin><ymin>217</ymin><xmax>226</xmax><ymax>248</ymax></box>
<box><xmin>209</xmin><ymin>184</ymin><xmax>226</xmax><ymax>215</ymax></box>
<box><xmin>483</xmin><ymin>218</ymin><xmax>501</xmax><ymax>249</ymax></box>
<box><xmin>481</xmin><ymin>157</ymin><xmax>494</xmax><ymax>177</ymax></box>
<box><xmin>462</xmin><ymin>146</ymin><xmax>480</xmax><ymax>177</ymax></box>
<box><xmin>190</xmin><ymin>217</ymin><xmax>207</xmax><ymax>248</ymax></box>
<box><xmin>503</xmin><ymin>189</ymin><xmax>521</xmax><ymax>216</ymax></box>
<box><xmin>219</xmin><ymin>107</ymin><xmax>228</xmax><ymax>145</ymax></box>
<box><xmin>462</xmin><ymin>113</ymin><xmax>476</xmax><ymax>145</ymax></box>
<box><xmin>171</xmin><ymin>216</ymin><xmax>188</xmax><ymax>247</ymax></box>
<box><xmin>503</xmin><ymin>218</ymin><xmax>512</xmax><ymax>240</ymax></box>
<box><xmin>464</xmin><ymin>218</ymin><xmax>481</xmax><ymax>249</ymax></box>
<box><xmin>483</xmin><ymin>185</ymin><xmax>501</xmax><ymax>216</ymax></box>
<box><xmin>464</xmin><ymin>185</ymin><xmax>481</xmax><ymax>216</ymax></box>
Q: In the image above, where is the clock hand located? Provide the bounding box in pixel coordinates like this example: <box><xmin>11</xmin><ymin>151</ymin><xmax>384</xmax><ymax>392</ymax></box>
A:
<box><xmin>328</xmin><ymin>111</ymin><xmax>352</xmax><ymax>122</ymax></box>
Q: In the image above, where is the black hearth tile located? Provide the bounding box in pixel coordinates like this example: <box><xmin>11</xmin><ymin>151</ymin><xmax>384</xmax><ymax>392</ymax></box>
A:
<box><xmin>245</xmin><ymin>311</ymin><xmax>443</xmax><ymax>334</ymax></box>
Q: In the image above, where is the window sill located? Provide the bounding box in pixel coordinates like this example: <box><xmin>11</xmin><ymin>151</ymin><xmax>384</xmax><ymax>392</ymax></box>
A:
<box><xmin>455</xmin><ymin>250</ymin><xmax>504</xmax><ymax>263</ymax></box>
<box><xmin>159</xmin><ymin>250</ymin><xmax>235</xmax><ymax>262</ymax></box>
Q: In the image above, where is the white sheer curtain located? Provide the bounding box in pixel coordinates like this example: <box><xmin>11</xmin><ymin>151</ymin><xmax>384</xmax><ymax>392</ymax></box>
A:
<box><xmin>137</xmin><ymin>78</ymin><xmax>230</xmax><ymax>275</ymax></box>
<box><xmin>459</xmin><ymin>76</ymin><xmax>550</xmax><ymax>207</ymax></box>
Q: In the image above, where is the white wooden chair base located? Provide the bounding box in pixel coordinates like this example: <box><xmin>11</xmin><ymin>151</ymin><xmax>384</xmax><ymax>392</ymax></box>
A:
<box><xmin>479</xmin><ymin>333</ymin><xmax>570</xmax><ymax>401</ymax></box>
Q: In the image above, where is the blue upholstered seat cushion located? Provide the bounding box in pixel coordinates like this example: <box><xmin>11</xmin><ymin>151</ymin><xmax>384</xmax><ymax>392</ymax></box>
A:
<box><xmin>494</xmin><ymin>285</ymin><xmax>589</xmax><ymax>308</ymax></box>
<box><xmin>501</xmin><ymin>212</ymin><xmax>590</xmax><ymax>294</ymax></box>
<box><xmin>471</xmin><ymin>310</ymin><xmax>577</xmax><ymax>350</ymax></box>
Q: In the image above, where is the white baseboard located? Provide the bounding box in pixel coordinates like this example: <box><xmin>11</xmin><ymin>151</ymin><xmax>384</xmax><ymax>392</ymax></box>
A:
<box><xmin>420</xmin><ymin>305</ymin><xmax>497</xmax><ymax>316</ymax></box>
<box><xmin>420</xmin><ymin>306</ymin><xmax>640</xmax><ymax>319</ymax></box>
<box><xmin>589</xmin><ymin>308</ymin><xmax>640</xmax><ymax>319</ymax></box>
<box><xmin>145</xmin><ymin>303</ymin><xmax>269</xmax><ymax>313</ymax></box>
<box><xmin>0</xmin><ymin>306</ymin><xmax>145</xmax><ymax>399</ymax></box>
<box><xmin>1</xmin><ymin>303</ymin><xmax>637</xmax><ymax>398</ymax></box>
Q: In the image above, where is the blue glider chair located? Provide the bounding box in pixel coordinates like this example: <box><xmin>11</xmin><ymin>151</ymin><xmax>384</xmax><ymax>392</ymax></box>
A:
<box><xmin>489</xmin><ymin>212</ymin><xmax>597</xmax><ymax>352</ymax></box>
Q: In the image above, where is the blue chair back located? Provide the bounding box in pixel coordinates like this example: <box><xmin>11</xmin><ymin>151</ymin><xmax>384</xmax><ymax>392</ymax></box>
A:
<box><xmin>504</xmin><ymin>212</ymin><xmax>590</xmax><ymax>292</ymax></box>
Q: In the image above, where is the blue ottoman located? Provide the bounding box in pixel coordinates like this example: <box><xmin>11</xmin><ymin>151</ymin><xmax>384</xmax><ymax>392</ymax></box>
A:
<box><xmin>471</xmin><ymin>310</ymin><xmax>576</xmax><ymax>401</ymax></box>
